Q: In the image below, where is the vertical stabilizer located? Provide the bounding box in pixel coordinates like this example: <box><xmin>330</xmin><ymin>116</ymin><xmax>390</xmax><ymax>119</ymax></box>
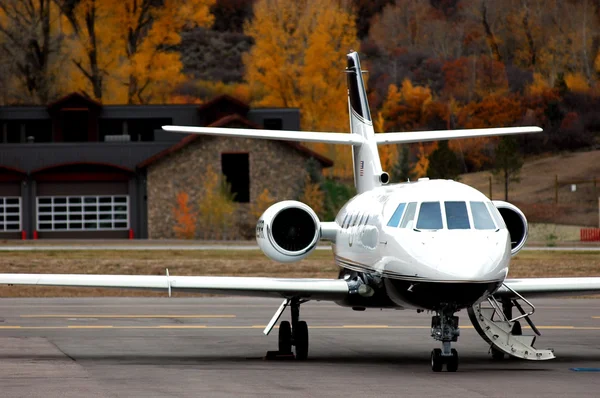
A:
<box><xmin>346</xmin><ymin>52</ymin><xmax>386</xmax><ymax>193</ymax></box>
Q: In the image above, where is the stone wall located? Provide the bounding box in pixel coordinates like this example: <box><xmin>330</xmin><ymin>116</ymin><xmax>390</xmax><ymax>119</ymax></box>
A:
<box><xmin>147</xmin><ymin>136</ymin><xmax>320</xmax><ymax>239</ymax></box>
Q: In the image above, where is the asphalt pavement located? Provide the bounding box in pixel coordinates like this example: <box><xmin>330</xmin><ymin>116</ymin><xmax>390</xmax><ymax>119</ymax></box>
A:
<box><xmin>0</xmin><ymin>297</ymin><xmax>600</xmax><ymax>397</ymax></box>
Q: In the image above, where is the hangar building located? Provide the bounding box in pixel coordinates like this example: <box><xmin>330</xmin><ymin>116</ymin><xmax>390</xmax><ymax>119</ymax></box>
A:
<box><xmin>0</xmin><ymin>93</ymin><xmax>331</xmax><ymax>239</ymax></box>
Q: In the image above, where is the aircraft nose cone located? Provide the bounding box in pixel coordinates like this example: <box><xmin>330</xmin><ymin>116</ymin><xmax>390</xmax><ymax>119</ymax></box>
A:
<box><xmin>414</xmin><ymin>232</ymin><xmax>508</xmax><ymax>282</ymax></box>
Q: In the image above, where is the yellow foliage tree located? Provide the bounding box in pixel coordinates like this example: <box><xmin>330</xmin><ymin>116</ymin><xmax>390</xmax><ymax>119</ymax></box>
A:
<box><xmin>197</xmin><ymin>165</ymin><xmax>238</xmax><ymax>240</ymax></box>
<box><xmin>245</xmin><ymin>0</ymin><xmax>358</xmax><ymax>179</ymax></box>
<box><xmin>59</xmin><ymin>0</ymin><xmax>214</xmax><ymax>103</ymax></box>
<box><xmin>565</xmin><ymin>73</ymin><xmax>590</xmax><ymax>93</ymax></box>
<box><xmin>250</xmin><ymin>188</ymin><xmax>276</xmax><ymax>220</ymax></box>
<box><xmin>172</xmin><ymin>191</ymin><xmax>197</xmax><ymax>239</ymax></box>
<box><xmin>299</xmin><ymin>175</ymin><xmax>325</xmax><ymax>219</ymax></box>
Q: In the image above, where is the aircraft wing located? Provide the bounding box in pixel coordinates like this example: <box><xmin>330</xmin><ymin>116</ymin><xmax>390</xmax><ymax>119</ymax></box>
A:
<box><xmin>162</xmin><ymin>126</ymin><xmax>365</xmax><ymax>146</ymax></box>
<box><xmin>0</xmin><ymin>273</ymin><xmax>349</xmax><ymax>301</ymax></box>
<box><xmin>375</xmin><ymin>126</ymin><xmax>542</xmax><ymax>145</ymax></box>
<box><xmin>498</xmin><ymin>277</ymin><xmax>600</xmax><ymax>298</ymax></box>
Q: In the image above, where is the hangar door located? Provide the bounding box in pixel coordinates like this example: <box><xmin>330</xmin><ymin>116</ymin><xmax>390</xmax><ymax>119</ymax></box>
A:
<box><xmin>33</xmin><ymin>164</ymin><xmax>132</xmax><ymax>239</ymax></box>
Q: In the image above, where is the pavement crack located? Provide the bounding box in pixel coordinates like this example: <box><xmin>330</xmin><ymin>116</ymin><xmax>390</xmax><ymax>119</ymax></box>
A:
<box><xmin>48</xmin><ymin>339</ymin><xmax>77</xmax><ymax>362</ymax></box>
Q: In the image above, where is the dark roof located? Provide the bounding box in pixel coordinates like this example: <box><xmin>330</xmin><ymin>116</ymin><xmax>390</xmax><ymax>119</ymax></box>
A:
<box><xmin>197</xmin><ymin>94</ymin><xmax>249</xmax><ymax>114</ymax></box>
<box><xmin>138</xmin><ymin>114</ymin><xmax>333</xmax><ymax>169</ymax></box>
<box><xmin>31</xmin><ymin>162</ymin><xmax>134</xmax><ymax>175</ymax></box>
<box><xmin>47</xmin><ymin>92</ymin><xmax>103</xmax><ymax>111</ymax></box>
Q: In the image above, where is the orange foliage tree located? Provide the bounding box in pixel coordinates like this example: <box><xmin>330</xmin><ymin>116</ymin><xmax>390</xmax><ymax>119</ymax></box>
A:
<box><xmin>244</xmin><ymin>0</ymin><xmax>358</xmax><ymax>180</ymax></box>
<box><xmin>250</xmin><ymin>188</ymin><xmax>276</xmax><ymax>220</ymax></box>
<box><xmin>172</xmin><ymin>191</ymin><xmax>197</xmax><ymax>239</ymax></box>
<box><xmin>197</xmin><ymin>165</ymin><xmax>238</xmax><ymax>240</ymax></box>
<box><xmin>299</xmin><ymin>175</ymin><xmax>325</xmax><ymax>218</ymax></box>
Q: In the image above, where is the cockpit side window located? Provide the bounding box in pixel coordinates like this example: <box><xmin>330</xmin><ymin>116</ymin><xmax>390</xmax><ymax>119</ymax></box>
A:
<box><xmin>416</xmin><ymin>202</ymin><xmax>443</xmax><ymax>230</ymax></box>
<box><xmin>486</xmin><ymin>202</ymin><xmax>506</xmax><ymax>229</ymax></box>
<box><xmin>471</xmin><ymin>201</ymin><xmax>496</xmax><ymax>230</ymax></box>
<box><xmin>386</xmin><ymin>203</ymin><xmax>406</xmax><ymax>227</ymax></box>
<box><xmin>399</xmin><ymin>202</ymin><xmax>418</xmax><ymax>228</ymax></box>
<box><xmin>445</xmin><ymin>201</ymin><xmax>470</xmax><ymax>230</ymax></box>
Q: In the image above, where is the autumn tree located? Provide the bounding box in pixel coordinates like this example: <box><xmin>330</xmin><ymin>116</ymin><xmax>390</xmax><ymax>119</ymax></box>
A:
<box><xmin>299</xmin><ymin>175</ymin><xmax>325</xmax><ymax>219</ymax></box>
<box><xmin>245</xmin><ymin>0</ymin><xmax>357</xmax><ymax>178</ymax></box>
<box><xmin>172</xmin><ymin>191</ymin><xmax>197</xmax><ymax>239</ymax></box>
<box><xmin>492</xmin><ymin>136</ymin><xmax>523</xmax><ymax>201</ymax></box>
<box><xmin>246</xmin><ymin>0</ymin><xmax>357</xmax><ymax>132</ymax></box>
<box><xmin>56</xmin><ymin>0</ymin><xmax>112</xmax><ymax>101</ymax></box>
<box><xmin>197</xmin><ymin>165</ymin><xmax>238</xmax><ymax>239</ymax></box>
<box><xmin>250</xmin><ymin>188</ymin><xmax>276</xmax><ymax>220</ymax></box>
<box><xmin>0</xmin><ymin>0</ymin><xmax>63</xmax><ymax>104</ymax></box>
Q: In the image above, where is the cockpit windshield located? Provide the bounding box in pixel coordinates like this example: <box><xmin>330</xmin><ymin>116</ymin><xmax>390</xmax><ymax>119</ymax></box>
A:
<box><xmin>386</xmin><ymin>200</ymin><xmax>500</xmax><ymax>231</ymax></box>
<box><xmin>416</xmin><ymin>202</ymin><xmax>443</xmax><ymax>230</ymax></box>
<box><xmin>445</xmin><ymin>201</ymin><xmax>470</xmax><ymax>229</ymax></box>
<box><xmin>471</xmin><ymin>201</ymin><xmax>496</xmax><ymax>230</ymax></box>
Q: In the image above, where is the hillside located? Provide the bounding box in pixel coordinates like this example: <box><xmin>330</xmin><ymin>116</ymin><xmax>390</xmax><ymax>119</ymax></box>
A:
<box><xmin>460</xmin><ymin>150</ymin><xmax>600</xmax><ymax>227</ymax></box>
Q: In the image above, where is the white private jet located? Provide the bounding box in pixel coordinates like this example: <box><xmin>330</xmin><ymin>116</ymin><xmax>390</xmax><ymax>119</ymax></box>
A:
<box><xmin>2</xmin><ymin>52</ymin><xmax>600</xmax><ymax>372</ymax></box>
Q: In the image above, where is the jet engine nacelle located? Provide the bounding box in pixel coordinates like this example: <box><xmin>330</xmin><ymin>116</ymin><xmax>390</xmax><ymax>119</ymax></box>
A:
<box><xmin>256</xmin><ymin>200</ymin><xmax>320</xmax><ymax>263</ymax></box>
<box><xmin>492</xmin><ymin>200</ymin><xmax>528</xmax><ymax>256</ymax></box>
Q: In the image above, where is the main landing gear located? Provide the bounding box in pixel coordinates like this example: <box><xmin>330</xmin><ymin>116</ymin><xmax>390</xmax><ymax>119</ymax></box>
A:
<box><xmin>430</xmin><ymin>308</ymin><xmax>460</xmax><ymax>372</ymax></box>
<box><xmin>265</xmin><ymin>298</ymin><xmax>309</xmax><ymax>360</ymax></box>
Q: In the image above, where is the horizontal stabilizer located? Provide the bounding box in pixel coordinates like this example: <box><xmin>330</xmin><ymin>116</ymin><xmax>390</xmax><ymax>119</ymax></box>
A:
<box><xmin>162</xmin><ymin>126</ymin><xmax>365</xmax><ymax>146</ymax></box>
<box><xmin>375</xmin><ymin>126</ymin><xmax>542</xmax><ymax>145</ymax></box>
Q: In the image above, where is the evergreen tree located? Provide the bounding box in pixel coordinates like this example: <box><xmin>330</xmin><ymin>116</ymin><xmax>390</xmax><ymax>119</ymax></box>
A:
<box><xmin>392</xmin><ymin>145</ymin><xmax>415</xmax><ymax>182</ymax></box>
<box><xmin>492</xmin><ymin>137</ymin><xmax>524</xmax><ymax>201</ymax></box>
<box><xmin>426</xmin><ymin>141</ymin><xmax>461</xmax><ymax>180</ymax></box>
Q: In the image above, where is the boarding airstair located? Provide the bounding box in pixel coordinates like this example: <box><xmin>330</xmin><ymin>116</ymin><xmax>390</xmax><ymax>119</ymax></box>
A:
<box><xmin>467</xmin><ymin>284</ymin><xmax>555</xmax><ymax>361</ymax></box>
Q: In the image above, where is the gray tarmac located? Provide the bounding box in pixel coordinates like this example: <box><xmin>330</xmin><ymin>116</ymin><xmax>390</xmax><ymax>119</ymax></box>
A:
<box><xmin>1</xmin><ymin>297</ymin><xmax>600</xmax><ymax>397</ymax></box>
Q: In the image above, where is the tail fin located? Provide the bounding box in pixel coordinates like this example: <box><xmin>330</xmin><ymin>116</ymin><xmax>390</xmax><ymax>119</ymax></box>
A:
<box><xmin>346</xmin><ymin>51</ymin><xmax>386</xmax><ymax>193</ymax></box>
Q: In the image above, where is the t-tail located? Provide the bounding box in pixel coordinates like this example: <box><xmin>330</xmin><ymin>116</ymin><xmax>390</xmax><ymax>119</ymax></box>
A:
<box><xmin>162</xmin><ymin>51</ymin><xmax>542</xmax><ymax>195</ymax></box>
<box><xmin>346</xmin><ymin>51</ymin><xmax>387</xmax><ymax>193</ymax></box>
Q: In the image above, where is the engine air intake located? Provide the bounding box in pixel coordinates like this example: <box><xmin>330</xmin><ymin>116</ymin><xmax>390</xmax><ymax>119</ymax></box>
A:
<box><xmin>272</xmin><ymin>208</ymin><xmax>317</xmax><ymax>252</ymax></box>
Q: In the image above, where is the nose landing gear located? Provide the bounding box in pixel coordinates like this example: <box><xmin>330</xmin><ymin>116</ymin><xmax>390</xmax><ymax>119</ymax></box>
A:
<box><xmin>430</xmin><ymin>309</ymin><xmax>460</xmax><ymax>372</ymax></box>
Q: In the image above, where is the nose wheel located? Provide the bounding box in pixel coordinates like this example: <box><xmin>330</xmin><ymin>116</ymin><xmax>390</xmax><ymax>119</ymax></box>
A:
<box><xmin>430</xmin><ymin>310</ymin><xmax>460</xmax><ymax>372</ymax></box>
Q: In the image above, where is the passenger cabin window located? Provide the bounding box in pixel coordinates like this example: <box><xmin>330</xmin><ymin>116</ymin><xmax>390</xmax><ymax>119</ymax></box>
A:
<box><xmin>399</xmin><ymin>202</ymin><xmax>418</xmax><ymax>228</ymax></box>
<box><xmin>445</xmin><ymin>201</ymin><xmax>470</xmax><ymax>230</ymax></box>
<box><xmin>387</xmin><ymin>203</ymin><xmax>406</xmax><ymax>227</ymax></box>
<box><xmin>471</xmin><ymin>201</ymin><xmax>496</xmax><ymax>230</ymax></box>
<box><xmin>416</xmin><ymin>202</ymin><xmax>443</xmax><ymax>230</ymax></box>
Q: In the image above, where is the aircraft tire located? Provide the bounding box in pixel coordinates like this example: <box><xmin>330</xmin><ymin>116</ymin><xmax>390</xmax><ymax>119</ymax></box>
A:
<box><xmin>491</xmin><ymin>346</ymin><xmax>505</xmax><ymax>360</ymax></box>
<box><xmin>294</xmin><ymin>321</ymin><xmax>309</xmax><ymax>360</ymax></box>
<box><xmin>279</xmin><ymin>321</ymin><xmax>292</xmax><ymax>354</ymax></box>
<box><xmin>431</xmin><ymin>348</ymin><xmax>443</xmax><ymax>372</ymax></box>
<box><xmin>446</xmin><ymin>349</ymin><xmax>459</xmax><ymax>372</ymax></box>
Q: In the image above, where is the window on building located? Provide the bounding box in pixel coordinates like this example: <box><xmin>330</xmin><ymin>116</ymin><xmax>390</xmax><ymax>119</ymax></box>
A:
<box><xmin>416</xmin><ymin>202</ymin><xmax>443</xmax><ymax>230</ymax></box>
<box><xmin>37</xmin><ymin>196</ymin><xmax>129</xmax><ymax>231</ymax></box>
<box><xmin>221</xmin><ymin>153</ymin><xmax>249</xmax><ymax>203</ymax></box>
<box><xmin>445</xmin><ymin>201</ymin><xmax>470</xmax><ymax>230</ymax></box>
<box><xmin>263</xmin><ymin>118</ymin><xmax>283</xmax><ymax>130</ymax></box>
<box><xmin>470</xmin><ymin>201</ymin><xmax>496</xmax><ymax>230</ymax></box>
<box><xmin>127</xmin><ymin>118</ymin><xmax>172</xmax><ymax>142</ymax></box>
<box><xmin>0</xmin><ymin>197</ymin><xmax>21</xmax><ymax>231</ymax></box>
<box><xmin>61</xmin><ymin>110</ymin><xmax>89</xmax><ymax>142</ymax></box>
<box><xmin>26</xmin><ymin>120</ymin><xmax>52</xmax><ymax>143</ymax></box>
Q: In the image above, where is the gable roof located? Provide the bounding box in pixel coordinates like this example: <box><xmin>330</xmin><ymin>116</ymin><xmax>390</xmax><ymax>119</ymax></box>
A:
<box><xmin>47</xmin><ymin>92</ymin><xmax>102</xmax><ymax>111</ymax></box>
<box><xmin>137</xmin><ymin>114</ymin><xmax>333</xmax><ymax>169</ymax></box>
